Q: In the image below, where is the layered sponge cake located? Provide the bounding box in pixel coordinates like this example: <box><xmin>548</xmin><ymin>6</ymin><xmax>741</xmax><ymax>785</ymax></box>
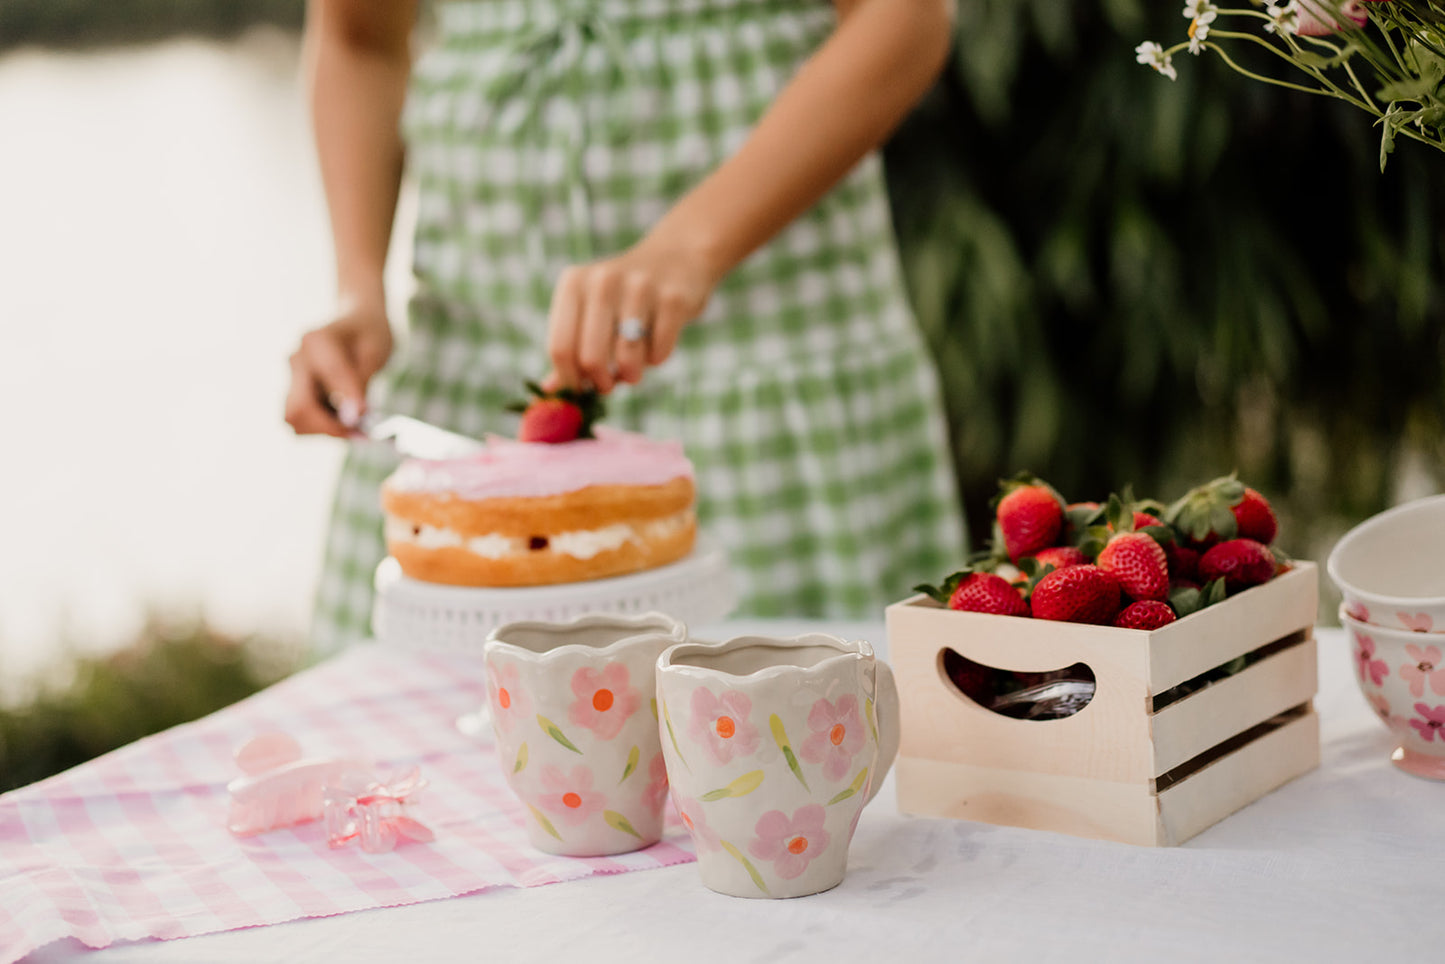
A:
<box><xmin>381</xmin><ymin>428</ymin><xmax>696</xmax><ymax>587</ymax></box>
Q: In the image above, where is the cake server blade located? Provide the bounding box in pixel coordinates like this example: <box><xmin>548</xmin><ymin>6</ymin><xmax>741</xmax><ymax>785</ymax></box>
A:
<box><xmin>350</xmin><ymin>412</ymin><xmax>485</xmax><ymax>461</ymax></box>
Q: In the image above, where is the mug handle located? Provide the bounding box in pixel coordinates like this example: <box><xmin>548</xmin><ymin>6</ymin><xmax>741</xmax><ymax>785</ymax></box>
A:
<box><xmin>866</xmin><ymin>660</ymin><xmax>901</xmax><ymax>805</ymax></box>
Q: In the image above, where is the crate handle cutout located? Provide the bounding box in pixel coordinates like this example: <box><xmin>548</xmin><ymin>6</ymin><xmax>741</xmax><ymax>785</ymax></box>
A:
<box><xmin>938</xmin><ymin>648</ymin><xmax>1097</xmax><ymax>721</ymax></box>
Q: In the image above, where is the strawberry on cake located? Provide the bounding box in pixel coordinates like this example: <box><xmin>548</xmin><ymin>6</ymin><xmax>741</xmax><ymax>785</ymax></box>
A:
<box><xmin>380</xmin><ymin>385</ymin><xmax>696</xmax><ymax>587</ymax></box>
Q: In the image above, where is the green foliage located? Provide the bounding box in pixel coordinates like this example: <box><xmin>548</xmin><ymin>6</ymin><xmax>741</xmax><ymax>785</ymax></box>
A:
<box><xmin>0</xmin><ymin>0</ymin><xmax>303</xmax><ymax>51</ymax></box>
<box><xmin>884</xmin><ymin>0</ymin><xmax>1445</xmax><ymax>553</ymax></box>
<box><xmin>0</xmin><ymin>619</ymin><xmax>298</xmax><ymax>793</ymax></box>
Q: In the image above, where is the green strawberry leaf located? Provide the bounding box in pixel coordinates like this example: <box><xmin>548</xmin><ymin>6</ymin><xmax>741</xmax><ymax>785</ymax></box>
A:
<box><xmin>1202</xmin><ymin>577</ymin><xmax>1228</xmax><ymax>608</ymax></box>
<box><xmin>1169</xmin><ymin>585</ymin><xmax>1202</xmax><ymax>618</ymax></box>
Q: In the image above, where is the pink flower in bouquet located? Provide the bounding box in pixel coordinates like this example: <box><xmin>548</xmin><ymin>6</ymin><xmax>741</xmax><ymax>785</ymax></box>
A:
<box><xmin>487</xmin><ymin>660</ymin><xmax>529</xmax><ymax>732</ymax></box>
<box><xmin>539</xmin><ymin>763</ymin><xmax>606</xmax><ymax>825</ymax></box>
<box><xmin>644</xmin><ymin>752</ymin><xmax>669</xmax><ymax>813</ymax></box>
<box><xmin>568</xmin><ymin>663</ymin><xmax>641</xmax><ymax>740</ymax></box>
<box><xmin>671</xmin><ymin>792</ymin><xmax>720</xmax><ymax>853</ymax></box>
<box><xmin>1408</xmin><ymin>704</ymin><xmax>1445</xmax><ymax>743</ymax></box>
<box><xmin>1354</xmin><ymin>632</ymin><xmax>1389</xmax><ymax>687</ymax></box>
<box><xmin>1401</xmin><ymin>644</ymin><xmax>1445</xmax><ymax>699</ymax></box>
<box><xmin>1295</xmin><ymin>0</ymin><xmax>1368</xmax><ymax>37</ymax></box>
<box><xmin>749</xmin><ymin>804</ymin><xmax>831</xmax><ymax>880</ymax></box>
<box><xmin>800</xmin><ymin>694</ymin><xmax>866</xmax><ymax>782</ymax></box>
<box><xmin>688</xmin><ymin>687</ymin><xmax>761</xmax><ymax>764</ymax></box>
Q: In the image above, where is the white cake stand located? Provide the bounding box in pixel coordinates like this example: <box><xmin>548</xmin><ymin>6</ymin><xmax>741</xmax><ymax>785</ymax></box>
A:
<box><xmin>371</xmin><ymin>541</ymin><xmax>737</xmax><ymax>651</ymax></box>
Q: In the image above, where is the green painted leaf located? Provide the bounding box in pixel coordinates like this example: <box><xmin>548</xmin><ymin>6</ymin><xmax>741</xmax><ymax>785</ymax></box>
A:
<box><xmin>720</xmin><ymin>839</ymin><xmax>769</xmax><ymax>895</ymax></box>
<box><xmin>528</xmin><ymin>804</ymin><xmax>562</xmax><ymax>841</ymax></box>
<box><xmin>538</xmin><ymin>714</ymin><xmax>582</xmax><ymax>754</ymax></box>
<box><xmin>604</xmin><ymin>810</ymin><xmax>642</xmax><ymax>839</ymax></box>
<box><xmin>770</xmin><ymin>714</ymin><xmax>809</xmax><ymax>791</ymax></box>
<box><xmin>514</xmin><ymin>741</ymin><xmax>528</xmax><ymax>773</ymax></box>
<box><xmin>620</xmin><ymin>745</ymin><xmax>640</xmax><ymax>783</ymax></box>
<box><xmin>663</xmin><ymin>699</ymin><xmax>690</xmax><ymax>772</ymax></box>
<box><xmin>828</xmin><ymin>767</ymin><xmax>870</xmax><ymax>805</ymax></box>
<box><xmin>650</xmin><ymin>698</ymin><xmax>658</xmax><ymax>721</ymax></box>
<box><xmin>701</xmin><ymin>769</ymin><xmax>764</xmax><ymax>802</ymax></box>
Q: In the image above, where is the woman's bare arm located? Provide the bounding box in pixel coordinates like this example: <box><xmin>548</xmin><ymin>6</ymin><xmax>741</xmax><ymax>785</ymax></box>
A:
<box><xmin>286</xmin><ymin>0</ymin><xmax>417</xmax><ymax>436</ymax></box>
<box><xmin>548</xmin><ymin>0</ymin><xmax>954</xmax><ymax>392</ymax></box>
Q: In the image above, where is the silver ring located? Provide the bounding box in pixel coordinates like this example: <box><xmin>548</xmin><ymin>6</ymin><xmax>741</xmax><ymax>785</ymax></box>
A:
<box><xmin>618</xmin><ymin>317</ymin><xmax>649</xmax><ymax>343</ymax></box>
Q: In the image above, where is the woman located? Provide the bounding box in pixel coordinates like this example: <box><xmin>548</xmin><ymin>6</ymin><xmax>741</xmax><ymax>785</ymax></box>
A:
<box><xmin>285</xmin><ymin>0</ymin><xmax>966</xmax><ymax>650</ymax></box>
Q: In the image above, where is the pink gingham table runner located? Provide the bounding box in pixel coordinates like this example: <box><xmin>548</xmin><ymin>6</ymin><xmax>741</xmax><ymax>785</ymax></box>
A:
<box><xmin>0</xmin><ymin>644</ymin><xmax>695</xmax><ymax>962</ymax></box>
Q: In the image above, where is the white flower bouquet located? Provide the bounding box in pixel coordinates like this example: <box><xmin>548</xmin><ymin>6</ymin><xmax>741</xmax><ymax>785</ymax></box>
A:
<box><xmin>1138</xmin><ymin>1</ymin><xmax>1445</xmax><ymax>168</ymax></box>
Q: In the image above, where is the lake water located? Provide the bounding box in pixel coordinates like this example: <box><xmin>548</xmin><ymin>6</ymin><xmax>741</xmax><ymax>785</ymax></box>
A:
<box><xmin>0</xmin><ymin>30</ymin><xmax>416</xmax><ymax>695</ymax></box>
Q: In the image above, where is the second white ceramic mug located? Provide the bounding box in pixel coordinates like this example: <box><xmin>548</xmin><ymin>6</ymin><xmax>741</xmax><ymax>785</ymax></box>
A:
<box><xmin>656</xmin><ymin>633</ymin><xmax>900</xmax><ymax>898</ymax></box>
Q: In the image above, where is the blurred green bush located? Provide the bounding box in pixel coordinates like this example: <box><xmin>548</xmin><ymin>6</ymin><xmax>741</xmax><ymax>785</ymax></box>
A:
<box><xmin>883</xmin><ymin>0</ymin><xmax>1444</xmax><ymax>556</ymax></box>
<box><xmin>0</xmin><ymin>619</ymin><xmax>298</xmax><ymax>793</ymax></box>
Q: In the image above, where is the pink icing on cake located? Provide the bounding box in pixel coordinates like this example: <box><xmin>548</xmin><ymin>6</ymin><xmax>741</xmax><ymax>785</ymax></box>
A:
<box><xmin>384</xmin><ymin>427</ymin><xmax>694</xmax><ymax>500</ymax></box>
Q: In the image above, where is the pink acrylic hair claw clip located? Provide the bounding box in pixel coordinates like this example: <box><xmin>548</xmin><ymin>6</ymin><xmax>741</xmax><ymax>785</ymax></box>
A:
<box><xmin>323</xmin><ymin>765</ymin><xmax>434</xmax><ymax>853</ymax></box>
<box><xmin>227</xmin><ymin>732</ymin><xmax>435</xmax><ymax>850</ymax></box>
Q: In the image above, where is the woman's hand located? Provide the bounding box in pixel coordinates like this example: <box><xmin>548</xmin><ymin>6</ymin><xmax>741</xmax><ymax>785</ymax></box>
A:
<box><xmin>284</xmin><ymin>299</ymin><xmax>394</xmax><ymax>437</ymax></box>
<box><xmin>545</xmin><ymin>232</ymin><xmax>722</xmax><ymax>394</ymax></box>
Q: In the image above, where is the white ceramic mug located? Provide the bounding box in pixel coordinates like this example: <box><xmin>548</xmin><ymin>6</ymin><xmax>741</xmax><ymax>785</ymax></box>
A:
<box><xmin>483</xmin><ymin>611</ymin><xmax>686</xmax><ymax>856</ymax></box>
<box><xmin>655</xmin><ymin>633</ymin><xmax>900</xmax><ymax>898</ymax></box>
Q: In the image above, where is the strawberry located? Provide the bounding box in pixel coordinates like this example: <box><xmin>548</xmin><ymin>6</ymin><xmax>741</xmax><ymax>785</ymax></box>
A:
<box><xmin>1113</xmin><ymin>600</ymin><xmax>1178</xmax><ymax>631</ymax></box>
<box><xmin>916</xmin><ymin>569</ymin><xmax>1030</xmax><ymax>617</ymax></box>
<box><xmin>1027</xmin><ymin>546</ymin><xmax>1089</xmax><ymax>571</ymax></box>
<box><xmin>1097</xmin><ymin>532</ymin><xmax>1170</xmax><ymax>601</ymax></box>
<box><xmin>1165</xmin><ymin>474</ymin><xmax>1277</xmax><ymax>549</ymax></box>
<box><xmin>1165</xmin><ymin>544</ymin><xmax>1200</xmax><ymax>583</ymax></box>
<box><xmin>1232</xmin><ymin>487</ymin><xmax>1278</xmax><ymax>544</ymax></box>
<box><xmin>994</xmin><ymin>476</ymin><xmax>1065</xmax><ymax>562</ymax></box>
<box><xmin>509</xmin><ymin>380</ymin><xmax>604</xmax><ymax>444</ymax></box>
<box><xmin>1132</xmin><ymin>511</ymin><xmax>1165</xmax><ymax>530</ymax></box>
<box><xmin>1030</xmin><ymin>565</ymin><xmax>1122</xmax><ymax>625</ymax></box>
<box><xmin>1198</xmin><ymin>538</ymin><xmax>1276</xmax><ymax>592</ymax></box>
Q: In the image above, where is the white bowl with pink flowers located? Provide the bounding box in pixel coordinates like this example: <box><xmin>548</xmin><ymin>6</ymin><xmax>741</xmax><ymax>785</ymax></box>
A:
<box><xmin>1340</xmin><ymin>608</ymin><xmax>1445</xmax><ymax>780</ymax></box>
<box><xmin>1327</xmin><ymin>494</ymin><xmax>1445</xmax><ymax>634</ymax></box>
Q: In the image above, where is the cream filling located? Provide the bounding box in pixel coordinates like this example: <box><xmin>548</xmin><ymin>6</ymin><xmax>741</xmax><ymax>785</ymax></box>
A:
<box><xmin>385</xmin><ymin>511</ymin><xmax>692</xmax><ymax>561</ymax></box>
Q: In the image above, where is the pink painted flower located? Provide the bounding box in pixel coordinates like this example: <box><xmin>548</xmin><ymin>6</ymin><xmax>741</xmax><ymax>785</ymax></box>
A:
<box><xmin>1354</xmin><ymin>632</ymin><xmax>1389</xmax><ymax>687</ymax></box>
<box><xmin>1366</xmin><ymin>691</ymin><xmax>1395</xmax><ymax>725</ymax></box>
<box><xmin>1401</xmin><ymin>644</ymin><xmax>1445</xmax><ymax>699</ymax></box>
<box><xmin>1344</xmin><ymin>600</ymin><xmax>1371</xmax><ymax>624</ymax></box>
<box><xmin>749</xmin><ymin>804</ymin><xmax>830</xmax><ymax>881</ymax></box>
<box><xmin>670</xmin><ymin>792</ymin><xmax>720</xmax><ymax>853</ymax></box>
<box><xmin>1408</xmin><ymin>704</ymin><xmax>1445</xmax><ymax>743</ymax></box>
<box><xmin>567</xmin><ymin>663</ymin><xmax>640</xmax><ymax>741</ymax></box>
<box><xmin>486</xmin><ymin>660</ymin><xmax>529</xmax><ymax>732</ymax></box>
<box><xmin>799</xmin><ymin>694</ymin><xmax>866</xmax><ymax>782</ymax></box>
<box><xmin>1399</xmin><ymin>612</ymin><xmax>1435</xmax><ymax>633</ymax></box>
<box><xmin>688</xmin><ymin>687</ymin><xmax>761</xmax><ymax>764</ymax></box>
<box><xmin>644</xmin><ymin>752</ymin><xmax>669</xmax><ymax>814</ymax></box>
<box><xmin>538</xmin><ymin>763</ymin><xmax>606</xmax><ymax>826</ymax></box>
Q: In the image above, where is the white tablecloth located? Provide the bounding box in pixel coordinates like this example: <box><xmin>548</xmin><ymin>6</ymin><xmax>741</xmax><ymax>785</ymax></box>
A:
<box><xmin>23</xmin><ymin>622</ymin><xmax>1442</xmax><ymax>963</ymax></box>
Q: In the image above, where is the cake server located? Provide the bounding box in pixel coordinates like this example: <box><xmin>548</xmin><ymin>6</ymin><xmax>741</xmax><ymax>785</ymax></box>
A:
<box><xmin>335</xmin><ymin>399</ymin><xmax>484</xmax><ymax>461</ymax></box>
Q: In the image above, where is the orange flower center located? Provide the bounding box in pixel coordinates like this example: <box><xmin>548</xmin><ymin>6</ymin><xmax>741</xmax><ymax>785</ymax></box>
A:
<box><xmin>562</xmin><ymin>792</ymin><xmax>582</xmax><ymax>809</ymax></box>
<box><xmin>681</xmin><ymin>812</ymin><xmax>695</xmax><ymax>831</ymax></box>
<box><xmin>498</xmin><ymin>688</ymin><xmax>511</xmax><ymax>710</ymax></box>
<box><xmin>787</xmin><ymin>835</ymin><xmax>809</xmax><ymax>855</ymax></box>
<box><xmin>829</xmin><ymin>724</ymin><xmax>846</xmax><ymax>746</ymax></box>
<box><xmin>715</xmin><ymin>716</ymin><xmax>736</xmax><ymax>739</ymax></box>
<box><xmin>593</xmin><ymin>689</ymin><xmax>614</xmax><ymax>712</ymax></box>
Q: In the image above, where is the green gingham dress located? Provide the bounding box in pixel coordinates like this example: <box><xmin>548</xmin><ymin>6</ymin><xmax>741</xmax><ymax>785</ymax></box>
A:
<box><xmin>311</xmin><ymin>0</ymin><xmax>966</xmax><ymax>650</ymax></box>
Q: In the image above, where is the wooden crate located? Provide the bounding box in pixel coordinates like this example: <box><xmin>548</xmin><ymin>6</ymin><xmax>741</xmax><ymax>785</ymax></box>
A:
<box><xmin>887</xmin><ymin>562</ymin><xmax>1320</xmax><ymax>846</ymax></box>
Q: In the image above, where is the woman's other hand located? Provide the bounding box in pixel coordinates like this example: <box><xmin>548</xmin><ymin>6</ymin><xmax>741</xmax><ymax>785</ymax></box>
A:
<box><xmin>545</xmin><ymin>232</ymin><xmax>721</xmax><ymax>394</ymax></box>
<box><xmin>284</xmin><ymin>299</ymin><xmax>394</xmax><ymax>436</ymax></box>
